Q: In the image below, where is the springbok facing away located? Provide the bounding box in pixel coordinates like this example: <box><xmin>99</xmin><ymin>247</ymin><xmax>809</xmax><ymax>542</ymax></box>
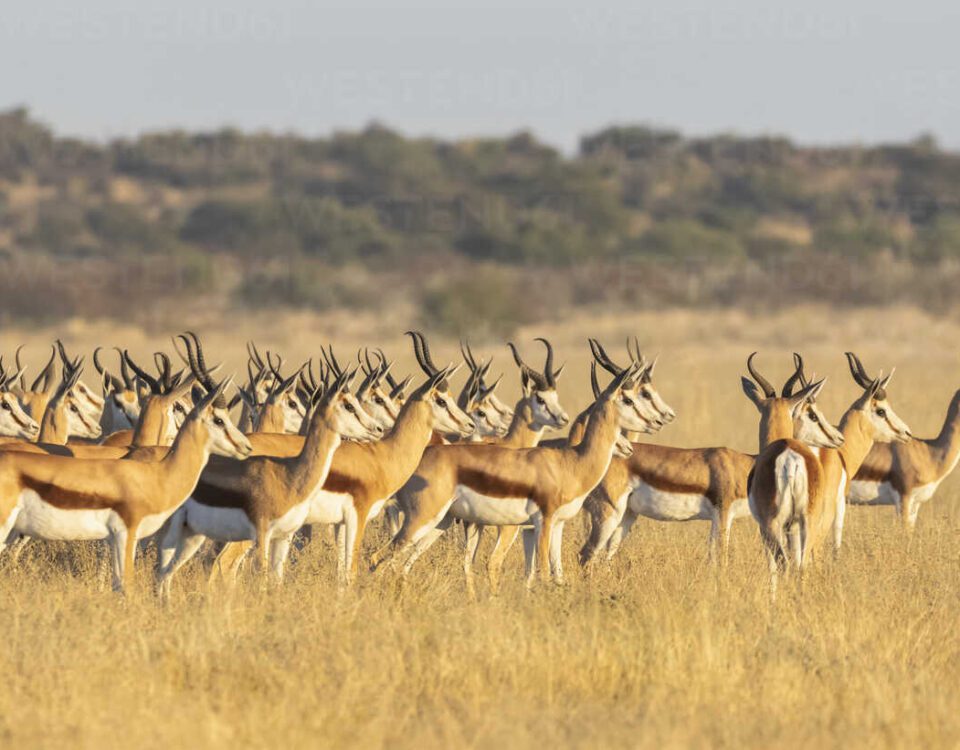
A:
<box><xmin>155</xmin><ymin>367</ymin><xmax>382</xmax><ymax>595</ymax></box>
<box><xmin>848</xmin><ymin>387</ymin><xmax>960</xmax><ymax>532</ymax></box>
<box><xmin>0</xmin><ymin>379</ymin><xmax>251</xmax><ymax>592</ymax></box>
<box><xmin>211</xmin><ymin>332</ymin><xmax>475</xmax><ymax>585</ymax></box>
<box><xmin>15</xmin><ymin>345</ymin><xmax>60</xmax><ymax>420</ymax></box>
<box><xmin>373</xmin><ymin>359</ymin><xmax>651</xmax><ymax>589</ymax></box>
<box><xmin>748</xmin><ymin>353</ymin><xmax>912</xmax><ymax>593</ymax></box>
<box><xmin>580</xmin><ymin>353</ymin><xmax>841</xmax><ymax>567</ymax></box>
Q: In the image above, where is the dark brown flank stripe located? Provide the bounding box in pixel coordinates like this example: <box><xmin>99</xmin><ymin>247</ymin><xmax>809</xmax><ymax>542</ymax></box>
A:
<box><xmin>456</xmin><ymin>468</ymin><xmax>535</xmax><ymax>499</ymax></box>
<box><xmin>191</xmin><ymin>478</ymin><xmax>251</xmax><ymax>509</ymax></box>
<box><xmin>322</xmin><ymin>469</ymin><xmax>367</xmax><ymax>497</ymax></box>
<box><xmin>22</xmin><ymin>476</ymin><xmax>116</xmax><ymax>511</ymax></box>
<box><xmin>635</xmin><ymin>469</ymin><xmax>712</xmax><ymax>498</ymax></box>
<box><xmin>853</xmin><ymin>461</ymin><xmax>890</xmax><ymax>484</ymax></box>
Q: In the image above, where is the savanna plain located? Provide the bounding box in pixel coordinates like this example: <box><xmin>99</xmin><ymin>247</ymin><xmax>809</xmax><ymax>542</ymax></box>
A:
<box><xmin>0</xmin><ymin>305</ymin><xmax>958</xmax><ymax>749</ymax></box>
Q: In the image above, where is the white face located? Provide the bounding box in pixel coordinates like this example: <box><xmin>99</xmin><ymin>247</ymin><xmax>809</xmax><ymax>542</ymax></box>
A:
<box><xmin>865</xmin><ymin>395</ymin><xmax>912</xmax><ymax>444</ymax></box>
<box><xmin>73</xmin><ymin>381</ymin><xmax>105</xmax><ymax>421</ymax></box>
<box><xmin>614</xmin><ymin>386</ymin><xmax>656</xmax><ymax>434</ymax></box>
<box><xmin>429</xmin><ymin>388</ymin><xmax>475</xmax><ymax>438</ymax></box>
<box><xmin>203</xmin><ymin>405</ymin><xmax>253</xmax><ymax>458</ymax></box>
<box><xmin>276</xmin><ymin>389</ymin><xmax>306</xmax><ymax>434</ymax></box>
<box><xmin>63</xmin><ymin>392</ymin><xmax>102</xmax><ymax>440</ymax></box>
<box><xmin>792</xmin><ymin>401</ymin><xmax>844</xmax><ymax>449</ymax></box>
<box><xmin>468</xmin><ymin>394</ymin><xmax>509</xmax><ymax>438</ymax></box>
<box><xmin>331</xmin><ymin>391</ymin><xmax>384</xmax><ymax>441</ymax></box>
<box><xmin>360</xmin><ymin>383</ymin><xmax>401</xmax><ymax>431</ymax></box>
<box><xmin>484</xmin><ymin>392</ymin><xmax>514</xmax><ymax>432</ymax></box>
<box><xmin>163</xmin><ymin>396</ymin><xmax>192</xmax><ymax>444</ymax></box>
<box><xmin>0</xmin><ymin>392</ymin><xmax>39</xmax><ymax>439</ymax></box>
<box><xmin>110</xmin><ymin>389</ymin><xmax>142</xmax><ymax>427</ymax></box>
<box><xmin>529</xmin><ymin>389</ymin><xmax>570</xmax><ymax>430</ymax></box>
<box><xmin>636</xmin><ymin>380</ymin><xmax>676</xmax><ymax>427</ymax></box>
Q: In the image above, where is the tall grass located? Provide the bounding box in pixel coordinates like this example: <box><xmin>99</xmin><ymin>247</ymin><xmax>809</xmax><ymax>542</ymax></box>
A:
<box><xmin>0</xmin><ymin>306</ymin><xmax>958</xmax><ymax>748</ymax></box>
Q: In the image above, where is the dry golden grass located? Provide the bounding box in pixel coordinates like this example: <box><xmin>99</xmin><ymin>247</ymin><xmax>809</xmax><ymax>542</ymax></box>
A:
<box><xmin>0</xmin><ymin>305</ymin><xmax>959</xmax><ymax>748</ymax></box>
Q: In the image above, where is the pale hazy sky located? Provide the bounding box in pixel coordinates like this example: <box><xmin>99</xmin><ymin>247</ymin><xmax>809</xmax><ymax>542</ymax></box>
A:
<box><xmin>2</xmin><ymin>0</ymin><xmax>958</xmax><ymax>150</ymax></box>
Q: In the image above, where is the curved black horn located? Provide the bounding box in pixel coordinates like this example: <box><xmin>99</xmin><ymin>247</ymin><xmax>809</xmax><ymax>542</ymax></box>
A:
<box><xmin>123</xmin><ymin>350</ymin><xmax>161</xmax><ymax>394</ymax></box>
<box><xmin>746</xmin><ymin>352</ymin><xmax>776</xmax><ymax>399</ymax></box>
<box><xmin>782</xmin><ymin>353</ymin><xmax>804</xmax><ymax>398</ymax></box>
<box><xmin>589</xmin><ymin>338</ymin><xmax>623</xmax><ymax>376</ymax></box>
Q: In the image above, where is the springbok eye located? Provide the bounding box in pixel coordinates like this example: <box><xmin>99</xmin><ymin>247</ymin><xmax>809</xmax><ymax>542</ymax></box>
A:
<box><xmin>876</xmin><ymin>408</ymin><xmax>887</xmax><ymax>418</ymax></box>
<box><xmin>345</xmin><ymin>403</ymin><xmax>356</xmax><ymax>413</ymax></box>
<box><xmin>536</xmin><ymin>396</ymin><xmax>546</xmax><ymax>406</ymax></box>
<box><xmin>435</xmin><ymin>397</ymin><xmax>446</xmax><ymax>408</ymax></box>
<box><xmin>288</xmin><ymin>399</ymin><xmax>297</xmax><ymax>409</ymax></box>
<box><xmin>809</xmin><ymin>412</ymin><xmax>819</xmax><ymax>423</ymax></box>
<box><xmin>70</xmin><ymin>405</ymin><xmax>79</xmax><ymax>413</ymax></box>
<box><xmin>375</xmin><ymin>397</ymin><xmax>384</xmax><ymax>405</ymax></box>
<box><xmin>213</xmin><ymin>416</ymin><xmax>225</xmax><ymax>427</ymax></box>
<box><xmin>621</xmin><ymin>395</ymin><xmax>633</xmax><ymax>406</ymax></box>
<box><xmin>642</xmin><ymin>390</ymin><xmax>652</xmax><ymax>400</ymax></box>
<box><xmin>477</xmin><ymin>410</ymin><xmax>486</xmax><ymax>418</ymax></box>
<box><xmin>1</xmin><ymin>402</ymin><xmax>10</xmax><ymax>411</ymax></box>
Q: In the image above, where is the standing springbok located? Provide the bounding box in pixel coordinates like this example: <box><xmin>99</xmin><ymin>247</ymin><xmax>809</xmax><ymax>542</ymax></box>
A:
<box><xmin>748</xmin><ymin>353</ymin><xmax>912</xmax><ymax>591</ymax></box>
<box><xmin>848</xmin><ymin>386</ymin><xmax>960</xmax><ymax>532</ymax></box>
<box><xmin>372</xmin><ymin>359</ymin><xmax>651</xmax><ymax>589</ymax></box>
<box><xmin>383</xmin><ymin>337</ymin><xmax>573</xmax><ymax>581</ymax></box>
<box><xmin>93</xmin><ymin>347</ymin><xmax>142</xmax><ymax>435</ymax></box>
<box><xmin>0</xmin><ymin>379</ymin><xmax>251</xmax><ymax>592</ymax></box>
<box><xmin>155</xmin><ymin>367</ymin><xmax>382</xmax><ymax>594</ymax></box>
<box><xmin>211</xmin><ymin>332</ymin><xmax>476</xmax><ymax>584</ymax></box>
<box><xmin>580</xmin><ymin>353</ymin><xmax>842</xmax><ymax>566</ymax></box>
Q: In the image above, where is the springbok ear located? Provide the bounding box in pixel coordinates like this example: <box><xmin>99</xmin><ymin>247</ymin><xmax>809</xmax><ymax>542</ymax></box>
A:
<box><xmin>740</xmin><ymin>377</ymin><xmax>766</xmax><ymax>409</ymax></box>
<box><xmin>520</xmin><ymin>370</ymin><xmax>534</xmax><ymax>397</ymax></box>
<box><xmin>880</xmin><ymin>368</ymin><xmax>895</xmax><ymax>389</ymax></box>
<box><xmin>788</xmin><ymin>377</ymin><xmax>826</xmax><ymax>412</ymax></box>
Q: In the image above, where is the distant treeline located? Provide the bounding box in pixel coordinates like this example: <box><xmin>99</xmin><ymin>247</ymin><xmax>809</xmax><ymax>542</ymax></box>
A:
<box><xmin>1</xmin><ymin>107</ymin><xmax>959</xmax><ymax>328</ymax></box>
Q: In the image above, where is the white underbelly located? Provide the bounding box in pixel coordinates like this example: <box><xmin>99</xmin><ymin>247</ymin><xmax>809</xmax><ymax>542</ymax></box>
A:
<box><xmin>185</xmin><ymin>500</ymin><xmax>257</xmax><ymax>542</ymax></box>
<box><xmin>305</xmin><ymin>490</ymin><xmax>353</xmax><ymax>525</ymax></box>
<box><xmin>847</xmin><ymin>480</ymin><xmax>898</xmax><ymax>506</ymax></box>
<box><xmin>629</xmin><ymin>481</ymin><xmax>716</xmax><ymax>522</ymax></box>
<box><xmin>449</xmin><ymin>485</ymin><xmax>538</xmax><ymax>525</ymax></box>
<box><xmin>15</xmin><ymin>490</ymin><xmax>115</xmax><ymax>541</ymax></box>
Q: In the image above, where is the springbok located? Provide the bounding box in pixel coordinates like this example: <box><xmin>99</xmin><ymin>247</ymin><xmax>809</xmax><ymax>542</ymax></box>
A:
<box><xmin>0</xmin><ymin>378</ymin><xmax>251</xmax><ymax>592</ymax></box>
<box><xmin>580</xmin><ymin>353</ymin><xmax>841</xmax><ymax>566</ymax></box>
<box><xmin>372</xmin><ymin>357</ymin><xmax>651</xmax><ymax>589</ymax></box>
<box><xmin>848</xmin><ymin>386</ymin><xmax>960</xmax><ymax>532</ymax></box>
<box><xmin>0</xmin><ymin>365</ymin><xmax>39</xmax><ymax>440</ymax></box>
<box><xmin>236</xmin><ymin>352</ymin><xmax>307</xmax><ymax>434</ymax></box>
<box><xmin>93</xmin><ymin>347</ymin><xmax>142</xmax><ymax>435</ymax></box>
<box><xmin>155</xmin><ymin>366</ymin><xmax>382</xmax><ymax>594</ymax></box>
<box><xmin>211</xmin><ymin>332</ymin><xmax>475</xmax><ymax>584</ymax></box>
<box><xmin>15</xmin><ymin>345</ymin><xmax>59</xmax><ymax>420</ymax></box>
<box><xmin>748</xmin><ymin>353</ymin><xmax>911</xmax><ymax>592</ymax></box>
<box><xmin>384</xmin><ymin>337</ymin><xmax>572</xmax><ymax>563</ymax></box>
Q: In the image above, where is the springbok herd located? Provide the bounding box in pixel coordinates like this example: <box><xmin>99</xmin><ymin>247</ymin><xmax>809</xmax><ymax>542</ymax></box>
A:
<box><xmin>0</xmin><ymin>331</ymin><xmax>952</xmax><ymax>596</ymax></box>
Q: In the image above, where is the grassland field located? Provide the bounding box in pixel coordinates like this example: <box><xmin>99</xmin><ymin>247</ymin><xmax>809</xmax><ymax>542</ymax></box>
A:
<box><xmin>0</xmin><ymin>304</ymin><xmax>957</xmax><ymax>749</ymax></box>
